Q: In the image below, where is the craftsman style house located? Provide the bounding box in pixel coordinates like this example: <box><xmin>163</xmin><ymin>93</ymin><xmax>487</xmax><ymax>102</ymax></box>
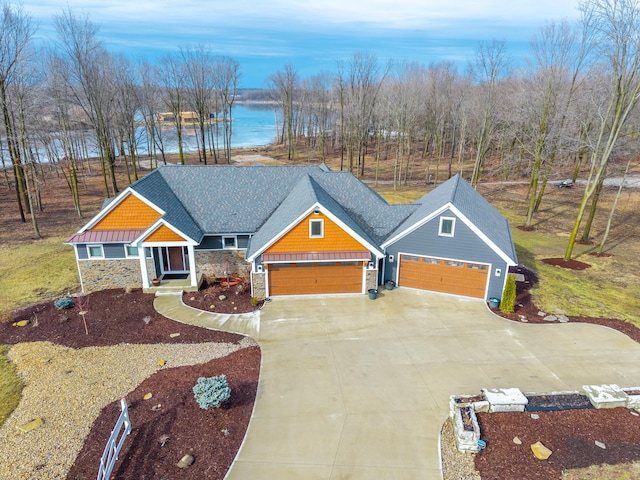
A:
<box><xmin>67</xmin><ymin>165</ymin><xmax>517</xmax><ymax>301</ymax></box>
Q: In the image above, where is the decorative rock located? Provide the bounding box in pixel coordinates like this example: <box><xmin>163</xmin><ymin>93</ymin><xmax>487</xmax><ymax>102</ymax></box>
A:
<box><xmin>531</xmin><ymin>413</ymin><xmax>540</xmax><ymax>419</ymax></box>
<box><xmin>152</xmin><ymin>404</ymin><xmax>162</xmax><ymax>411</ymax></box>
<box><xmin>169</xmin><ymin>333</ymin><xmax>180</xmax><ymax>338</ymax></box>
<box><xmin>537</xmin><ymin>311</ymin><xmax>546</xmax><ymax>317</ymax></box>
<box><xmin>12</xmin><ymin>320</ymin><xmax>29</xmax><ymax>327</ymax></box>
<box><xmin>17</xmin><ymin>417</ymin><xmax>44</xmax><ymax>433</ymax></box>
<box><xmin>543</xmin><ymin>315</ymin><xmax>558</xmax><ymax>322</ymax></box>
<box><xmin>519</xmin><ymin>316</ymin><xmax>529</xmax><ymax>323</ymax></box>
<box><xmin>531</xmin><ymin>441</ymin><xmax>552</xmax><ymax>460</ymax></box>
<box><xmin>595</xmin><ymin>440</ymin><xmax>606</xmax><ymax>449</ymax></box>
<box><xmin>158</xmin><ymin>359</ymin><xmax>166</xmax><ymax>366</ymax></box>
<box><xmin>177</xmin><ymin>454</ymin><xmax>194</xmax><ymax>468</ymax></box>
<box><xmin>218</xmin><ymin>295</ymin><xmax>227</xmax><ymax>301</ymax></box>
<box><xmin>631</xmin><ymin>410</ymin><xmax>640</xmax><ymax>416</ymax></box>
<box><xmin>558</xmin><ymin>315</ymin><xmax>569</xmax><ymax>323</ymax></box>
<box><xmin>513</xmin><ymin>436</ymin><xmax>522</xmax><ymax>445</ymax></box>
<box><xmin>143</xmin><ymin>392</ymin><xmax>153</xmax><ymax>400</ymax></box>
<box><xmin>209</xmin><ymin>304</ymin><xmax>215</xmax><ymax>309</ymax></box>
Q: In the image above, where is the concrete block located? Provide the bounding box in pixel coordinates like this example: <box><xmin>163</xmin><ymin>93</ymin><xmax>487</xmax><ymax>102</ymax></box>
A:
<box><xmin>482</xmin><ymin>387</ymin><xmax>529</xmax><ymax>413</ymax></box>
<box><xmin>582</xmin><ymin>384</ymin><xmax>628</xmax><ymax>409</ymax></box>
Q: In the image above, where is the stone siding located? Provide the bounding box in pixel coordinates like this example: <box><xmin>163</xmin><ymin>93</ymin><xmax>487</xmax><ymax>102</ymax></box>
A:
<box><xmin>251</xmin><ymin>272</ymin><xmax>266</xmax><ymax>300</ymax></box>
<box><xmin>195</xmin><ymin>250</ymin><xmax>251</xmax><ymax>281</ymax></box>
<box><xmin>79</xmin><ymin>259</ymin><xmax>142</xmax><ymax>293</ymax></box>
<box><xmin>366</xmin><ymin>269</ymin><xmax>378</xmax><ymax>291</ymax></box>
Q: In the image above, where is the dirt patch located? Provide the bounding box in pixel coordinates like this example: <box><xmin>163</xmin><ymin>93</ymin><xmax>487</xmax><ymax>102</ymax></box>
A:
<box><xmin>542</xmin><ymin>258</ymin><xmax>592</xmax><ymax>270</ymax></box>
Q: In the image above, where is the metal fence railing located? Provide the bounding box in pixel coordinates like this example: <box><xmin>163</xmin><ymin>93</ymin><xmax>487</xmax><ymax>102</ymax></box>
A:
<box><xmin>96</xmin><ymin>398</ymin><xmax>131</xmax><ymax>480</ymax></box>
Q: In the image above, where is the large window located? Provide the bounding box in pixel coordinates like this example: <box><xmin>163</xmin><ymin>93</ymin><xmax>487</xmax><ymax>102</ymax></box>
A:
<box><xmin>309</xmin><ymin>219</ymin><xmax>324</xmax><ymax>238</ymax></box>
<box><xmin>439</xmin><ymin>217</ymin><xmax>456</xmax><ymax>237</ymax></box>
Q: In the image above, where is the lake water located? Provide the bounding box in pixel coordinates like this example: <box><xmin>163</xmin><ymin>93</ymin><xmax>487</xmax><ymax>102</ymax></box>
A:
<box><xmin>154</xmin><ymin>104</ymin><xmax>277</xmax><ymax>154</ymax></box>
<box><xmin>29</xmin><ymin>104</ymin><xmax>277</xmax><ymax>162</ymax></box>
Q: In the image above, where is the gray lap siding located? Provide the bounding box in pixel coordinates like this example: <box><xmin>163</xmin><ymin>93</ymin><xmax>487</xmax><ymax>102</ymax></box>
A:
<box><xmin>384</xmin><ymin>211</ymin><xmax>508</xmax><ymax>300</ymax></box>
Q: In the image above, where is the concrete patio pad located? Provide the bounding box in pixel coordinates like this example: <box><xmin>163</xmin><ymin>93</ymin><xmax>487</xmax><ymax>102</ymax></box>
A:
<box><xmin>225</xmin><ymin>289</ymin><xmax>640</xmax><ymax>480</ymax></box>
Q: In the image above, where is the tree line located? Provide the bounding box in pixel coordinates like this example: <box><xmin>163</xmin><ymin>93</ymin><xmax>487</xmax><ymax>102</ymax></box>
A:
<box><xmin>2</xmin><ymin>0</ymin><xmax>639</xmax><ymax>261</ymax></box>
<box><xmin>269</xmin><ymin>0</ymin><xmax>640</xmax><ymax>260</ymax></box>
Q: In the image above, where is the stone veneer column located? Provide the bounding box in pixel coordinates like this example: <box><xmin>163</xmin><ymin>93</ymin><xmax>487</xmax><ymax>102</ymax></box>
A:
<box><xmin>251</xmin><ymin>271</ymin><xmax>266</xmax><ymax>299</ymax></box>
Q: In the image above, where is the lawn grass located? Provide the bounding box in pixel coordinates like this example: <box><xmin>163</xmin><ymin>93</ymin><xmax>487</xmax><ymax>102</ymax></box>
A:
<box><xmin>0</xmin><ymin>345</ymin><xmax>23</xmax><ymax>427</ymax></box>
<box><xmin>0</xmin><ymin>236</ymin><xmax>80</xmax><ymax>322</ymax></box>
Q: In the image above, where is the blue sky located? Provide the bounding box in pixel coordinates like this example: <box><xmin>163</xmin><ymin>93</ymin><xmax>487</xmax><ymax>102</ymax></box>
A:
<box><xmin>28</xmin><ymin>0</ymin><xmax>580</xmax><ymax>87</ymax></box>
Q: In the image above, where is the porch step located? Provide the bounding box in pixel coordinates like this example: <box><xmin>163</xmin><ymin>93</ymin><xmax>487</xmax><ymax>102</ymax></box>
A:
<box><xmin>154</xmin><ymin>289</ymin><xmax>184</xmax><ymax>296</ymax></box>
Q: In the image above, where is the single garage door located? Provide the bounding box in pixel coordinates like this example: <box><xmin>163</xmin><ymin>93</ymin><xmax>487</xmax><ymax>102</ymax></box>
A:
<box><xmin>398</xmin><ymin>255</ymin><xmax>488</xmax><ymax>298</ymax></box>
<box><xmin>268</xmin><ymin>261</ymin><xmax>364</xmax><ymax>295</ymax></box>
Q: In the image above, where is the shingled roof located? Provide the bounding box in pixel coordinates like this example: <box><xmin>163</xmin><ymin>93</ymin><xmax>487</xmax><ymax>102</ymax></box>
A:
<box><xmin>128</xmin><ymin>165</ymin><xmax>416</xmax><ymax>245</ymax></box>
<box><xmin>385</xmin><ymin>174</ymin><xmax>518</xmax><ymax>263</ymax></box>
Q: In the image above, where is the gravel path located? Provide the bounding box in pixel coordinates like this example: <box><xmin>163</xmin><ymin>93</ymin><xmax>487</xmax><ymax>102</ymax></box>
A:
<box><xmin>0</xmin><ymin>340</ymin><xmax>247</xmax><ymax>480</ymax></box>
<box><xmin>441</xmin><ymin>419</ymin><xmax>481</xmax><ymax>480</ymax></box>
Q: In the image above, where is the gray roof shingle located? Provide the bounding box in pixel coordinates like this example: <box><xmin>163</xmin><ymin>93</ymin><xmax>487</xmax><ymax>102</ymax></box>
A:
<box><xmin>386</xmin><ymin>174</ymin><xmax>518</xmax><ymax>263</ymax></box>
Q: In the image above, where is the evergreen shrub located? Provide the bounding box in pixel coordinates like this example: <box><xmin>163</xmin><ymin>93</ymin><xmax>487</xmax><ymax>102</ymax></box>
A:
<box><xmin>193</xmin><ymin>375</ymin><xmax>231</xmax><ymax>409</ymax></box>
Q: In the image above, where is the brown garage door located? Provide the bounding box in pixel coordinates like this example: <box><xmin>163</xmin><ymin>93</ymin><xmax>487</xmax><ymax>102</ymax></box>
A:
<box><xmin>398</xmin><ymin>255</ymin><xmax>488</xmax><ymax>298</ymax></box>
<box><xmin>268</xmin><ymin>261</ymin><xmax>364</xmax><ymax>295</ymax></box>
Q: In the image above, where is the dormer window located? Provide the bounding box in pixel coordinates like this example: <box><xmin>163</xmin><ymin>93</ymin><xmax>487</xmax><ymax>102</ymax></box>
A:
<box><xmin>439</xmin><ymin>217</ymin><xmax>455</xmax><ymax>237</ymax></box>
<box><xmin>309</xmin><ymin>219</ymin><xmax>324</xmax><ymax>238</ymax></box>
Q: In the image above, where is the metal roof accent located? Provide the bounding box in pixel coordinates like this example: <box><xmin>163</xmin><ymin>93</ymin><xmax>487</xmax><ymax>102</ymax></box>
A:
<box><xmin>262</xmin><ymin>251</ymin><xmax>371</xmax><ymax>262</ymax></box>
<box><xmin>66</xmin><ymin>230</ymin><xmax>144</xmax><ymax>244</ymax></box>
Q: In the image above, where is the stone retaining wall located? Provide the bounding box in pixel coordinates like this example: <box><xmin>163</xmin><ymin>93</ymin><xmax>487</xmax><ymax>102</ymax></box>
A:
<box><xmin>195</xmin><ymin>250</ymin><xmax>251</xmax><ymax>280</ymax></box>
<box><xmin>79</xmin><ymin>259</ymin><xmax>141</xmax><ymax>293</ymax></box>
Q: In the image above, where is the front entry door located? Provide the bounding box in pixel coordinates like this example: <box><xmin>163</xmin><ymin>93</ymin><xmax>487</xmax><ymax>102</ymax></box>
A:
<box><xmin>162</xmin><ymin>246</ymin><xmax>188</xmax><ymax>273</ymax></box>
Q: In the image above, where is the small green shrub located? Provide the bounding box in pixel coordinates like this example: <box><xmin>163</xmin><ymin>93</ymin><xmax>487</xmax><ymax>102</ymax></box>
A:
<box><xmin>251</xmin><ymin>296</ymin><xmax>259</xmax><ymax>307</ymax></box>
<box><xmin>500</xmin><ymin>273</ymin><xmax>517</xmax><ymax>314</ymax></box>
<box><xmin>54</xmin><ymin>297</ymin><xmax>75</xmax><ymax>310</ymax></box>
<box><xmin>193</xmin><ymin>375</ymin><xmax>231</xmax><ymax>410</ymax></box>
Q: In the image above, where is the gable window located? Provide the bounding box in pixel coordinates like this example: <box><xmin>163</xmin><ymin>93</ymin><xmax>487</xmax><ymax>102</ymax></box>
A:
<box><xmin>309</xmin><ymin>219</ymin><xmax>324</xmax><ymax>238</ymax></box>
<box><xmin>87</xmin><ymin>245</ymin><xmax>104</xmax><ymax>259</ymax></box>
<box><xmin>126</xmin><ymin>245</ymin><xmax>139</xmax><ymax>257</ymax></box>
<box><xmin>439</xmin><ymin>217</ymin><xmax>456</xmax><ymax>237</ymax></box>
<box><xmin>223</xmin><ymin>236</ymin><xmax>237</xmax><ymax>249</ymax></box>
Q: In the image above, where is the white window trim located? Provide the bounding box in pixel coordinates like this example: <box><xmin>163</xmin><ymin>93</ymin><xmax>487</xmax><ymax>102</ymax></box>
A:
<box><xmin>309</xmin><ymin>219</ymin><xmax>324</xmax><ymax>238</ymax></box>
<box><xmin>125</xmin><ymin>245</ymin><xmax>139</xmax><ymax>258</ymax></box>
<box><xmin>222</xmin><ymin>235</ymin><xmax>238</xmax><ymax>250</ymax></box>
<box><xmin>438</xmin><ymin>217</ymin><xmax>456</xmax><ymax>237</ymax></box>
<box><xmin>87</xmin><ymin>244</ymin><xmax>104</xmax><ymax>259</ymax></box>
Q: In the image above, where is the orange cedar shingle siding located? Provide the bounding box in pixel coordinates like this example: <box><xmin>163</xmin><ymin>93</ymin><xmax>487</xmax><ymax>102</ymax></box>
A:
<box><xmin>266</xmin><ymin>212</ymin><xmax>367</xmax><ymax>253</ymax></box>
<box><xmin>93</xmin><ymin>194</ymin><xmax>162</xmax><ymax>230</ymax></box>
<box><xmin>145</xmin><ymin>225</ymin><xmax>186</xmax><ymax>242</ymax></box>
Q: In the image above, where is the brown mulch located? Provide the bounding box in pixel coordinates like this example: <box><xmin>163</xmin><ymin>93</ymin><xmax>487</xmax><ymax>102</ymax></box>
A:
<box><xmin>474</xmin><ymin>266</ymin><xmax>640</xmax><ymax>478</ymax></box>
<box><xmin>1</xmin><ymin>289</ymin><xmax>260</xmax><ymax>480</ymax></box>
<box><xmin>182</xmin><ymin>277</ymin><xmax>264</xmax><ymax>313</ymax></box>
<box><xmin>475</xmin><ymin>408</ymin><xmax>640</xmax><ymax>480</ymax></box>
<box><xmin>541</xmin><ymin>257</ymin><xmax>592</xmax><ymax>270</ymax></box>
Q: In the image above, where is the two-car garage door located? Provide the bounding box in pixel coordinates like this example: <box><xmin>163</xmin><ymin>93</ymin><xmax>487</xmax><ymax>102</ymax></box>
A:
<box><xmin>268</xmin><ymin>262</ymin><xmax>363</xmax><ymax>295</ymax></box>
<box><xmin>398</xmin><ymin>254</ymin><xmax>488</xmax><ymax>298</ymax></box>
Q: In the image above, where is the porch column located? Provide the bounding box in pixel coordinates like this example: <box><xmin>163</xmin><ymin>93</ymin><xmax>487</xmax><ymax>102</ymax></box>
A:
<box><xmin>188</xmin><ymin>245</ymin><xmax>197</xmax><ymax>287</ymax></box>
<box><xmin>140</xmin><ymin>246</ymin><xmax>150</xmax><ymax>289</ymax></box>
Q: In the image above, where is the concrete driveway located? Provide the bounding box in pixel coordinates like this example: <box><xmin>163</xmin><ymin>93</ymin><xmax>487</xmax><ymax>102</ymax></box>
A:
<box><xmin>225</xmin><ymin>289</ymin><xmax>640</xmax><ymax>480</ymax></box>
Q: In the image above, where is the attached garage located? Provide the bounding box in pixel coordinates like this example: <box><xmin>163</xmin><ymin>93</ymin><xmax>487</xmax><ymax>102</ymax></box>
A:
<box><xmin>398</xmin><ymin>254</ymin><xmax>489</xmax><ymax>298</ymax></box>
<box><xmin>267</xmin><ymin>261</ymin><xmax>364</xmax><ymax>295</ymax></box>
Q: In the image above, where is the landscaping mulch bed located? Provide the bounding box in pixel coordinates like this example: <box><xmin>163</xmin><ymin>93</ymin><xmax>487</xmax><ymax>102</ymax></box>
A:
<box><xmin>182</xmin><ymin>277</ymin><xmax>263</xmax><ymax>314</ymax></box>
<box><xmin>1</xmin><ymin>289</ymin><xmax>260</xmax><ymax>480</ymax></box>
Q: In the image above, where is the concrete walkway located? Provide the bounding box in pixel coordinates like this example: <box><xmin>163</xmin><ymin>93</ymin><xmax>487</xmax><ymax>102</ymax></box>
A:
<box><xmin>154</xmin><ymin>288</ymin><xmax>640</xmax><ymax>480</ymax></box>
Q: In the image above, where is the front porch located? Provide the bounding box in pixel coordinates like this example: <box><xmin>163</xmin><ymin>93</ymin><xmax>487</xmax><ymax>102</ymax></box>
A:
<box><xmin>143</xmin><ymin>272</ymin><xmax>204</xmax><ymax>294</ymax></box>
